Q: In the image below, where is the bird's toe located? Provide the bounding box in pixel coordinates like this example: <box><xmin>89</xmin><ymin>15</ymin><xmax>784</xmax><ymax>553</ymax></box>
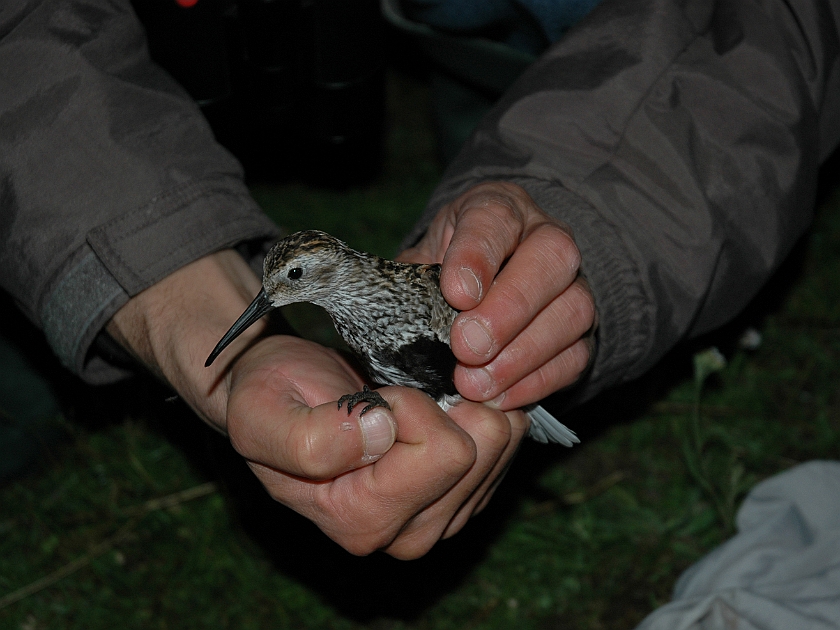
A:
<box><xmin>337</xmin><ymin>385</ymin><xmax>391</xmax><ymax>416</ymax></box>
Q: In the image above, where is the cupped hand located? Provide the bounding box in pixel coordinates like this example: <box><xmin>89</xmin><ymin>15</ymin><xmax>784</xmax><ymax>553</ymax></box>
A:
<box><xmin>108</xmin><ymin>249</ymin><xmax>527</xmax><ymax>559</ymax></box>
<box><xmin>226</xmin><ymin>335</ymin><xmax>529</xmax><ymax>558</ymax></box>
<box><xmin>398</xmin><ymin>181</ymin><xmax>597</xmax><ymax>411</ymax></box>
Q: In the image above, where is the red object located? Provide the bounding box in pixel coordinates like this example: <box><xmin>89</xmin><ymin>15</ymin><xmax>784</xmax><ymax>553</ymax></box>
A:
<box><xmin>175</xmin><ymin>0</ymin><xmax>199</xmax><ymax>7</ymax></box>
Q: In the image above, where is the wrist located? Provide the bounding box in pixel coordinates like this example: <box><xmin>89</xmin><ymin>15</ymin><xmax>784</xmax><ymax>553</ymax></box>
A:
<box><xmin>107</xmin><ymin>249</ymin><xmax>265</xmax><ymax>431</ymax></box>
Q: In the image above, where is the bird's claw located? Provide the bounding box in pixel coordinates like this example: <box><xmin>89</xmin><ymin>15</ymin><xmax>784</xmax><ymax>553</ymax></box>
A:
<box><xmin>337</xmin><ymin>385</ymin><xmax>391</xmax><ymax>416</ymax></box>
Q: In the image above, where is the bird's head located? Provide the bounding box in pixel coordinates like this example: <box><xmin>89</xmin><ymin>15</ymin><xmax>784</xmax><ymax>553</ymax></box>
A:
<box><xmin>204</xmin><ymin>230</ymin><xmax>354</xmax><ymax>367</ymax></box>
<box><xmin>261</xmin><ymin>230</ymin><xmax>351</xmax><ymax>307</ymax></box>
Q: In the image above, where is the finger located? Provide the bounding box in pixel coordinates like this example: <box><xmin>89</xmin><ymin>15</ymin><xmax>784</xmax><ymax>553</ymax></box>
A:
<box><xmin>454</xmin><ymin>278</ymin><xmax>595</xmax><ymax>401</ymax></box>
<box><xmin>229</xmin><ymin>387</ymin><xmax>398</xmax><ymax>480</ymax></box>
<box><xmin>398</xmin><ymin>182</ymin><xmax>535</xmax><ymax>271</ymax></box>
<box><xmin>383</xmin><ymin>400</ymin><xmax>514</xmax><ymax>557</ymax></box>
<box><xmin>257</xmin><ymin>388</ymin><xmax>478</xmax><ymax>557</ymax></box>
<box><xmin>437</xmin><ymin>192</ymin><xmax>528</xmax><ymax>311</ymax></box>
<box><xmin>395</xmin><ymin>245</ymin><xmax>435</xmax><ymax>265</ymax></box>
<box><xmin>486</xmin><ymin>338</ymin><xmax>593</xmax><ymax>411</ymax></box>
<box><xmin>441</xmin><ymin>407</ymin><xmax>529</xmax><ymax>538</ymax></box>
<box><xmin>395</xmin><ymin>208</ymin><xmax>456</xmax><ymax>265</ymax></box>
<box><xmin>396</xmin><ymin>230</ymin><xmax>446</xmax><ymax>265</ymax></box>
<box><xmin>450</xmin><ymin>221</ymin><xmax>581</xmax><ymax>365</ymax></box>
<box><xmin>226</xmin><ymin>339</ymin><xmax>397</xmax><ymax>479</ymax></box>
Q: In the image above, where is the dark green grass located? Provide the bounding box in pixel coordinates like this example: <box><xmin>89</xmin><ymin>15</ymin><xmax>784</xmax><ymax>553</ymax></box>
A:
<box><xmin>1</xmin><ymin>64</ymin><xmax>839</xmax><ymax>629</ymax></box>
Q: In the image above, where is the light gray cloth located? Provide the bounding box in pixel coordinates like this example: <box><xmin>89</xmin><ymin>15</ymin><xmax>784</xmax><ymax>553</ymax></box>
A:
<box><xmin>637</xmin><ymin>461</ymin><xmax>840</xmax><ymax>630</ymax></box>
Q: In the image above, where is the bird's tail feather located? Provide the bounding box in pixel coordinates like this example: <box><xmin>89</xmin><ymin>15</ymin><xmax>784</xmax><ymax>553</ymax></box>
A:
<box><xmin>524</xmin><ymin>404</ymin><xmax>579</xmax><ymax>446</ymax></box>
<box><xmin>437</xmin><ymin>395</ymin><xmax>579</xmax><ymax>446</ymax></box>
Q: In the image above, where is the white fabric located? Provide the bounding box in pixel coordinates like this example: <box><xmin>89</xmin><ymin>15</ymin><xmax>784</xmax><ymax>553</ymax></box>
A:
<box><xmin>637</xmin><ymin>461</ymin><xmax>840</xmax><ymax>630</ymax></box>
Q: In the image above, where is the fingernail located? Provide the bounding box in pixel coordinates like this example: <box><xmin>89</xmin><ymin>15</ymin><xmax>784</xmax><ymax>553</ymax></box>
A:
<box><xmin>464</xmin><ymin>367</ymin><xmax>494</xmax><ymax>397</ymax></box>
<box><xmin>486</xmin><ymin>391</ymin><xmax>506</xmax><ymax>409</ymax></box>
<box><xmin>460</xmin><ymin>318</ymin><xmax>493</xmax><ymax>356</ymax></box>
<box><xmin>458</xmin><ymin>267</ymin><xmax>482</xmax><ymax>301</ymax></box>
<box><xmin>359</xmin><ymin>409</ymin><xmax>396</xmax><ymax>462</ymax></box>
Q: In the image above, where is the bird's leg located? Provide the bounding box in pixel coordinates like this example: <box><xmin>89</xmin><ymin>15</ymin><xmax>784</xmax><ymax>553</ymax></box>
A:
<box><xmin>337</xmin><ymin>385</ymin><xmax>391</xmax><ymax>416</ymax></box>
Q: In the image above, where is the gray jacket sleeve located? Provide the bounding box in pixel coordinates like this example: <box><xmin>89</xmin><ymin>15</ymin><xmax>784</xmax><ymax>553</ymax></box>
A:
<box><xmin>407</xmin><ymin>0</ymin><xmax>840</xmax><ymax>400</ymax></box>
<box><xmin>0</xmin><ymin>0</ymin><xmax>280</xmax><ymax>383</ymax></box>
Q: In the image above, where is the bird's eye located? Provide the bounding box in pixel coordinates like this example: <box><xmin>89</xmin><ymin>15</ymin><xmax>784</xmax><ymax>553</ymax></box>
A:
<box><xmin>287</xmin><ymin>267</ymin><xmax>303</xmax><ymax>280</ymax></box>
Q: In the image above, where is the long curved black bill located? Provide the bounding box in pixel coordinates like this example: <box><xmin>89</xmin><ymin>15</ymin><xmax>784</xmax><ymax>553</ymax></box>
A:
<box><xmin>205</xmin><ymin>289</ymin><xmax>274</xmax><ymax>367</ymax></box>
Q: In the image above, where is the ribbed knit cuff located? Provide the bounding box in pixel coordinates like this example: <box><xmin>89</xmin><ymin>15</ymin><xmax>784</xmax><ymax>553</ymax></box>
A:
<box><xmin>40</xmin><ymin>175</ymin><xmax>280</xmax><ymax>384</ymax></box>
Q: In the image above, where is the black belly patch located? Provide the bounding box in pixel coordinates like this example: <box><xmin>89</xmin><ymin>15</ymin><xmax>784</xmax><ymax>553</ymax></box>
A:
<box><xmin>373</xmin><ymin>337</ymin><xmax>457</xmax><ymax>400</ymax></box>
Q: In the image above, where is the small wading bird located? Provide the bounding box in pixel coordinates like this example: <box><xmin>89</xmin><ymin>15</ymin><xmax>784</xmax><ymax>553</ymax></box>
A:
<box><xmin>205</xmin><ymin>230</ymin><xmax>579</xmax><ymax>445</ymax></box>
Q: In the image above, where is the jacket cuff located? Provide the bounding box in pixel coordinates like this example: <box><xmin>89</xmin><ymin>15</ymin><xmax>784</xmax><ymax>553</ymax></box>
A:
<box><xmin>40</xmin><ymin>175</ymin><xmax>280</xmax><ymax>383</ymax></box>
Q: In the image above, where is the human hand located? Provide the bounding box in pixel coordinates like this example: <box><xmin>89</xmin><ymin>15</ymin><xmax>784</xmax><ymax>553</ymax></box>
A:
<box><xmin>227</xmin><ymin>335</ymin><xmax>528</xmax><ymax>557</ymax></box>
<box><xmin>399</xmin><ymin>181</ymin><xmax>596</xmax><ymax>411</ymax></box>
<box><xmin>107</xmin><ymin>249</ymin><xmax>526</xmax><ymax>558</ymax></box>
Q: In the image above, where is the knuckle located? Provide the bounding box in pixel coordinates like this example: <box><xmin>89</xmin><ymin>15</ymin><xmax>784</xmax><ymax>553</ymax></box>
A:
<box><xmin>574</xmin><ymin>339</ymin><xmax>593</xmax><ymax>370</ymax></box>
<box><xmin>334</xmin><ymin>530</ymin><xmax>393</xmax><ymax>556</ymax></box>
<box><xmin>387</xmin><ymin>540</ymin><xmax>435</xmax><ymax>561</ymax></box>
<box><xmin>227</xmin><ymin>413</ymin><xmax>255</xmax><ymax>458</ymax></box>
<box><xmin>492</xmin><ymin>281</ymin><xmax>536</xmax><ymax>327</ymax></box>
<box><xmin>531</xmin><ymin>222</ymin><xmax>581</xmax><ymax>275</ymax></box>
<box><xmin>533</xmin><ymin>350</ymin><xmax>584</xmax><ymax>394</ymax></box>
<box><xmin>337</xmin><ymin>540</ymin><xmax>374</xmax><ymax>556</ymax></box>
<box><xmin>438</xmin><ymin>428</ymin><xmax>477</xmax><ymax>475</ymax></box>
<box><xmin>459</xmin><ymin>182</ymin><xmax>525</xmax><ymax>219</ymax></box>
<box><xmin>530</xmin><ymin>365</ymin><xmax>554</xmax><ymax>396</ymax></box>
<box><xmin>481</xmin><ymin>408</ymin><xmax>513</xmax><ymax>448</ymax></box>
<box><xmin>570</xmin><ymin>282</ymin><xmax>597</xmax><ymax>332</ymax></box>
<box><xmin>489</xmin><ymin>344</ymin><xmax>527</xmax><ymax>388</ymax></box>
<box><xmin>548</xmin><ymin>283</ymin><xmax>595</xmax><ymax>342</ymax></box>
<box><xmin>460</xmin><ymin>209</ymin><xmax>517</xmax><ymax>263</ymax></box>
<box><xmin>289</xmin><ymin>425</ymin><xmax>334</xmax><ymax>480</ymax></box>
<box><xmin>562</xmin><ymin>340</ymin><xmax>592</xmax><ymax>381</ymax></box>
<box><xmin>506</xmin><ymin>408</ymin><xmax>530</xmax><ymax>437</ymax></box>
<box><xmin>319</xmin><ymin>514</ymin><xmax>397</xmax><ymax>556</ymax></box>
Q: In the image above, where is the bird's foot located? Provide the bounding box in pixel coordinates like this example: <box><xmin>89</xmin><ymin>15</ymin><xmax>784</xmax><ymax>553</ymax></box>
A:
<box><xmin>337</xmin><ymin>385</ymin><xmax>391</xmax><ymax>416</ymax></box>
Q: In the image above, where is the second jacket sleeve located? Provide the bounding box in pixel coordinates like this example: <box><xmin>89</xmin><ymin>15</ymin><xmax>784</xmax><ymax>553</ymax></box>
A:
<box><xmin>0</xmin><ymin>0</ymin><xmax>280</xmax><ymax>383</ymax></box>
<box><xmin>406</xmin><ymin>0</ymin><xmax>840</xmax><ymax>401</ymax></box>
